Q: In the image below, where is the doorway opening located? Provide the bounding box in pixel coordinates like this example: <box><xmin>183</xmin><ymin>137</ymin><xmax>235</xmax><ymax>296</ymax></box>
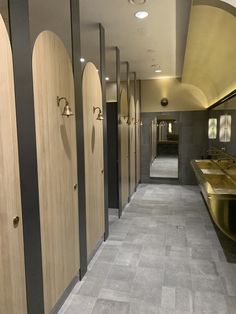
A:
<box><xmin>150</xmin><ymin>115</ymin><xmax>179</xmax><ymax>178</ymax></box>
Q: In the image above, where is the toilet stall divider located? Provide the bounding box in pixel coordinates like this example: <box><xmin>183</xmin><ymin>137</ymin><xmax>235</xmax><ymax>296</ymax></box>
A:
<box><xmin>126</xmin><ymin>62</ymin><xmax>131</xmax><ymax>202</ymax></box>
<box><xmin>70</xmin><ymin>0</ymin><xmax>88</xmax><ymax>280</ymax></box>
<box><xmin>99</xmin><ymin>23</ymin><xmax>109</xmax><ymax>241</ymax></box>
<box><xmin>116</xmin><ymin>47</ymin><xmax>123</xmax><ymax>217</ymax></box>
<box><xmin>8</xmin><ymin>1</ymin><xmax>45</xmax><ymax>313</ymax></box>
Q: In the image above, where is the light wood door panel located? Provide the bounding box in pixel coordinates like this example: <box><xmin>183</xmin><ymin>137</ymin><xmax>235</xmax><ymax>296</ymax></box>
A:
<box><xmin>136</xmin><ymin>100</ymin><xmax>140</xmax><ymax>184</ymax></box>
<box><xmin>82</xmin><ymin>62</ymin><xmax>105</xmax><ymax>258</ymax></box>
<box><xmin>0</xmin><ymin>15</ymin><xmax>27</xmax><ymax>314</ymax></box>
<box><xmin>32</xmin><ymin>31</ymin><xmax>80</xmax><ymax>313</ymax></box>
<box><xmin>129</xmin><ymin>96</ymin><xmax>136</xmax><ymax>195</ymax></box>
<box><xmin>120</xmin><ymin>89</ymin><xmax>129</xmax><ymax>208</ymax></box>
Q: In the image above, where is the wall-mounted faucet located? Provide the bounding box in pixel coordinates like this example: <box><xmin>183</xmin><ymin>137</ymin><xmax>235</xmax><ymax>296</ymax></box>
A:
<box><xmin>57</xmin><ymin>96</ymin><xmax>74</xmax><ymax>117</ymax></box>
<box><xmin>226</xmin><ymin>160</ymin><xmax>236</xmax><ymax>169</ymax></box>
<box><xmin>217</xmin><ymin>157</ymin><xmax>232</xmax><ymax>163</ymax></box>
<box><xmin>93</xmin><ymin>106</ymin><xmax>104</xmax><ymax>120</ymax></box>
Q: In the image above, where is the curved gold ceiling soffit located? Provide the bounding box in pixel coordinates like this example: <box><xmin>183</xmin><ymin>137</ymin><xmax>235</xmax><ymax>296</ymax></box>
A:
<box><xmin>142</xmin><ymin>78</ymin><xmax>208</xmax><ymax>112</ymax></box>
<box><xmin>172</xmin><ymin>82</ymin><xmax>208</xmax><ymax>109</ymax></box>
<box><xmin>182</xmin><ymin>0</ymin><xmax>236</xmax><ymax>107</ymax></box>
<box><xmin>194</xmin><ymin>0</ymin><xmax>236</xmax><ymax>13</ymax></box>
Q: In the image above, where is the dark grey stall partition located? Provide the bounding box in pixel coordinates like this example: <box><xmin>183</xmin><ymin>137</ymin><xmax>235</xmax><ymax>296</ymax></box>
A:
<box><xmin>107</xmin><ymin>102</ymin><xmax>119</xmax><ymax>209</ymax></box>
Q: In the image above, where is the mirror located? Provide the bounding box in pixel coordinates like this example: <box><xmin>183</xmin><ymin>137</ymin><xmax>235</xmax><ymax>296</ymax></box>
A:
<box><xmin>208</xmin><ymin>97</ymin><xmax>236</xmax><ymax>156</ymax></box>
<box><xmin>150</xmin><ymin>114</ymin><xmax>179</xmax><ymax>178</ymax></box>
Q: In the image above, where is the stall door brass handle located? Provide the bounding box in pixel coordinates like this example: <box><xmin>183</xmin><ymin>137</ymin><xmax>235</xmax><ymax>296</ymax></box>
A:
<box><xmin>13</xmin><ymin>216</ymin><xmax>20</xmax><ymax>228</ymax></box>
<box><xmin>74</xmin><ymin>184</ymin><xmax>78</xmax><ymax>190</ymax></box>
<box><xmin>101</xmin><ymin>169</ymin><xmax>104</xmax><ymax>174</ymax></box>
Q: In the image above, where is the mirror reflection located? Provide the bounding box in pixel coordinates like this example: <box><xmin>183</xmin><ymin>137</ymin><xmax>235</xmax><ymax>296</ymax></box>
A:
<box><xmin>208</xmin><ymin>97</ymin><xmax>236</xmax><ymax>156</ymax></box>
<box><xmin>150</xmin><ymin>115</ymin><xmax>179</xmax><ymax>178</ymax></box>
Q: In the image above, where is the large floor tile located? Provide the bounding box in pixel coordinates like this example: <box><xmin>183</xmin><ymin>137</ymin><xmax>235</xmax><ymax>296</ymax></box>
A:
<box><xmin>59</xmin><ymin>184</ymin><xmax>236</xmax><ymax>314</ymax></box>
<box><xmin>91</xmin><ymin>299</ymin><xmax>130</xmax><ymax>314</ymax></box>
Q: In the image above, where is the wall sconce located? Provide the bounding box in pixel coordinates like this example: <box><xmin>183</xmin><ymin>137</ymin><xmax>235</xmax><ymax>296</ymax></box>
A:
<box><xmin>57</xmin><ymin>96</ymin><xmax>74</xmax><ymax>117</ymax></box>
<box><xmin>135</xmin><ymin>120</ymin><xmax>143</xmax><ymax>126</ymax></box>
<box><xmin>123</xmin><ymin>116</ymin><xmax>129</xmax><ymax>124</ymax></box>
<box><xmin>220</xmin><ymin>114</ymin><xmax>231</xmax><ymax>142</ymax></box>
<box><xmin>118</xmin><ymin>116</ymin><xmax>129</xmax><ymax>124</ymax></box>
<box><xmin>93</xmin><ymin>106</ymin><xmax>104</xmax><ymax>120</ymax></box>
<box><xmin>208</xmin><ymin>118</ymin><xmax>217</xmax><ymax>139</ymax></box>
<box><xmin>128</xmin><ymin>117</ymin><xmax>135</xmax><ymax>125</ymax></box>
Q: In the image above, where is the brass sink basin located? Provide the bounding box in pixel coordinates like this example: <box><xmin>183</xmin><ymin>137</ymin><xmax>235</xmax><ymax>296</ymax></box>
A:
<box><xmin>204</xmin><ymin>174</ymin><xmax>236</xmax><ymax>191</ymax></box>
<box><xmin>191</xmin><ymin>159</ymin><xmax>236</xmax><ymax>242</ymax></box>
<box><xmin>195</xmin><ymin>160</ymin><xmax>219</xmax><ymax>169</ymax></box>
<box><xmin>215</xmin><ymin>160</ymin><xmax>233</xmax><ymax>169</ymax></box>
<box><xmin>201</xmin><ymin>168</ymin><xmax>223</xmax><ymax>175</ymax></box>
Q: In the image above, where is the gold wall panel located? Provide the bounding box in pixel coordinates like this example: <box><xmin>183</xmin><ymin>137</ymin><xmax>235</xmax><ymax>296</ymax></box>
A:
<box><xmin>32</xmin><ymin>31</ymin><xmax>80</xmax><ymax>313</ymax></box>
<box><xmin>0</xmin><ymin>15</ymin><xmax>27</xmax><ymax>314</ymax></box>
<box><xmin>82</xmin><ymin>62</ymin><xmax>105</xmax><ymax>258</ymax></box>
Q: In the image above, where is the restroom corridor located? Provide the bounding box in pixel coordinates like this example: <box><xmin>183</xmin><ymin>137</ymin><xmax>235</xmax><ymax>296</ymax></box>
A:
<box><xmin>1</xmin><ymin>1</ymin><xmax>236</xmax><ymax>313</ymax></box>
<box><xmin>58</xmin><ymin>185</ymin><xmax>236</xmax><ymax>314</ymax></box>
<box><xmin>150</xmin><ymin>157</ymin><xmax>178</xmax><ymax>178</ymax></box>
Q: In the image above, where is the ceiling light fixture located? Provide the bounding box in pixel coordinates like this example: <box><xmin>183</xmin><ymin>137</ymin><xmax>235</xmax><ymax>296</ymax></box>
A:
<box><xmin>105</xmin><ymin>77</ymin><xmax>110</xmax><ymax>81</ymax></box>
<box><xmin>80</xmin><ymin>57</ymin><xmax>85</xmax><ymax>63</ymax></box>
<box><xmin>135</xmin><ymin>11</ymin><xmax>149</xmax><ymax>19</ymax></box>
<box><xmin>155</xmin><ymin>69</ymin><xmax>162</xmax><ymax>73</ymax></box>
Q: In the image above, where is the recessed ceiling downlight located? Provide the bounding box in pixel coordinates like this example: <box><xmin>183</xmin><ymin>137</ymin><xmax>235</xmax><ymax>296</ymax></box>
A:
<box><xmin>135</xmin><ymin>11</ymin><xmax>149</xmax><ymax>19</ymax></box>
<box><xmin>129</xmin><ymin>0</ymin><xmax>147</xmax><ymax>4</ymax></box>
<box><xmin>155</xmin><ymin>69</ymin><xmax>162</xmax><ymax>73</ymax></box>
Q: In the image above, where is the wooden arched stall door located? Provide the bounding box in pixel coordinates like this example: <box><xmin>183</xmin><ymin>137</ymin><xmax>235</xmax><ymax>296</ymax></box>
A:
<box><xmin>0</xmin><ymin>15</ymin><xmax>27</xmax><ymax>314</ymax></box>
<box><xmin>136</xmin><ymin>100</ymin><xmax>141</xmax><ymax>185</ymax></box>
<box><xmin>120</xmin><ymin>89</ymin><xmax>129</xmax><ymax>209</ymax></box>
<box><xmin>82</xmin><ymin>62</ymin><xmax>105</xmax><ymax>258</ymax></box>
<box><xmin>32</xmin><ymin>31</ymin><xmax>80</xmax><ymax>313</ymax></box>
<box><xmin>129</xmin><ymin>96</ymin><xmax>136</xmax><ymax>195</ymax></box>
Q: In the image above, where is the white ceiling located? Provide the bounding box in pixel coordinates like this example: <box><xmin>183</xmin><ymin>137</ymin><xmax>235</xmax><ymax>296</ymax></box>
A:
<box><xmin>28</xmin><ymin>0</ymin><xmax>191</xmax><ymax>81</ymax></box>
<box><xmin>80</xmin><ymin>0</ymin><xmax>191</xmax><ymax>80</ymax></box>
<box><xmin>26</xmin><ymin>0</ymin><xmax>236</xmax><ymax>84</ymax></box>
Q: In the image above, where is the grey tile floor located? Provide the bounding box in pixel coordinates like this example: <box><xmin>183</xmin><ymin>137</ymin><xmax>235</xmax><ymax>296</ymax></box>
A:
<box><xmin>59</xmin><ymin>184</ymin><xmax>236</xmax><ymax>314</ymax></box>
<box><xmin>150</xmin><ymin>156</ymin><xmax>178</xmax><ymax>178</ymax></box>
